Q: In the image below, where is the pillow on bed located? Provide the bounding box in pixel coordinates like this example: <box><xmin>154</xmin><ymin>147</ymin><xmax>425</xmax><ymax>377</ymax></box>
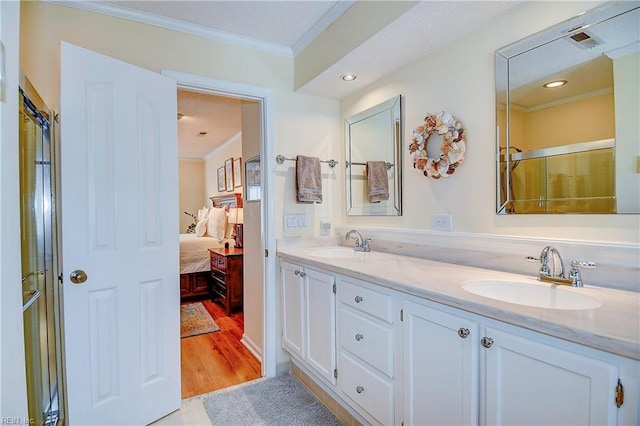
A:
<box><xmin>197</xmin><ymin>207</ymin><xmax>209</xmax><ymax>221</ymax></box>
<box><xmin>206</xmin><ymin>207</ymin><xmax>227</xmax><ymax>240</ymax></box>
<box><xmin>195</xmin><ymin>217</ymin><xmax>208</xmax><ymax>237</ymax></box>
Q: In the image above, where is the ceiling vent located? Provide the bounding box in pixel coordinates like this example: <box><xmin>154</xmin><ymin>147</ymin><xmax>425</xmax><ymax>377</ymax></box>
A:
<box><xmin>566</xmin><ymin>29</ymin><xmax>601</xmax><ymax>50</ymax></box>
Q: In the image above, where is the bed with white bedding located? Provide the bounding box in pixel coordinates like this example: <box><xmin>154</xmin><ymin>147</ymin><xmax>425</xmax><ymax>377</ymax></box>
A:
<box><xmin>179</xmin><ymin>234</ymin><xmax>233</xmax><ymax>274</ymax></box>
<box><xmin>180</xmin><ymin>193</ymin><xmax>242</xmax><ymax>300</ymax></box>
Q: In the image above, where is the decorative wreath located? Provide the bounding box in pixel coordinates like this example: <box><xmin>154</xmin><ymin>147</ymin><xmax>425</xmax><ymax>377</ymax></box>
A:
<box><xmin>409</xmin><ymin>111</ymin><xmax>466</xmax><ymax>179</ymax></box>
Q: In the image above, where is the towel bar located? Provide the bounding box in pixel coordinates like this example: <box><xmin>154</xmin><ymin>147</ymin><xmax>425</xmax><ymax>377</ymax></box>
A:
<box><xmin>346</xmin><ymin>161</ymin><xmax>393</xmax><ymax>170</ymax></box>
<box><xmin>276</xmin><ymin>154</ymin><xmax>338</xmax><ymax>168</ymax></box>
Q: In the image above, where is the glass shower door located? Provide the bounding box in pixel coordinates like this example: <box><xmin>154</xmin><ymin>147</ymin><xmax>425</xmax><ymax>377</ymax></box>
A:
<box><xmin>19</xmin><ymin>87</ymin><xmax>62</xmax><ymax>426</ymax></box>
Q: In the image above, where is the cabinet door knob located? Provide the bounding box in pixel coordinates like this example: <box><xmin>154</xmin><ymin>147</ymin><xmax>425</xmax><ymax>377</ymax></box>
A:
<box><xmin>356</xmin><ymin>386</ymin><xmax>364</xmax><ymax>394</ymax></box>
<box><xmin>300</xmin><ymin>271</ymin><xmax>306</xmax><ymax>278</ymax></box>
<box><xmin>458</xmin><ymin>328</ymin><xmax>470</xmax><ymax>338</ymax></box>
<box><xmin>354</xmin><ymin>295</ymin><xmax>364</xmax><ymax>303</ymax></box>
<box><xmin>481</xmin><ymin>337</ymin><xmax>494</xmax><ymax>348</ymax></box>
<box><xmin>355</xmin><ymin>333</ymin><xmax>364</xmax><ymax>341</ymax></box>
<box><xmin>294</xmin><ymin>270</ymin><xmax>300</xmax><ymax>275</ymax></box>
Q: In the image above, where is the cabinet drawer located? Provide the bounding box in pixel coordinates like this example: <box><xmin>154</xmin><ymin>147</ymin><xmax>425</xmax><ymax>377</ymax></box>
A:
<box><xmin>340</xmin><ymin>351</ymin><xmax>394</xmax><ymax>426</ymax></box>
<box><xmin>340</xmin><ymin>306</ymin><xmax>393</xmax><ymax>377</ymax></box>
<box><xmin>339</xmin><ymin>278</ymin><xmax>393</xmax><ymax>323</ymax></box>
<box><xmin>214</xmin><ymin>255</ymin><xmax>227</xmax><ymax>271</ymax></box>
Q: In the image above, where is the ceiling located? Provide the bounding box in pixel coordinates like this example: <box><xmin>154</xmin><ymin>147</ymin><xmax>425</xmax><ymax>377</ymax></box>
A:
<box><xmin>65</xmin><ymin>0</ymin><xmax>522</xmax><ymax>158</ymax></box>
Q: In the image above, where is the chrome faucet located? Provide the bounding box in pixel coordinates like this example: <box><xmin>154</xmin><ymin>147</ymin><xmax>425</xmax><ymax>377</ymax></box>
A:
<box><xmin>345</xmin><ymin>230</ymin><xmax>371</xmax><ymax>252</ymax></box>
<box><xmin>526</xmin><ymin>245</ymin><xmax>596</xmax><ymax>287</ymax></box>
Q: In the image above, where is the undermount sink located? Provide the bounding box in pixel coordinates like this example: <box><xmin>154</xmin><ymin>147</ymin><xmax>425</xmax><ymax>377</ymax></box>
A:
<box><xmin>306</xmin><ymin>247</ymin><xmax>362</xmax><ymax>259</ymax></box>
<box><xmin>462</xmin><ymin>279</ymin><xmax>602</xmax><ymax>310</ymax></box>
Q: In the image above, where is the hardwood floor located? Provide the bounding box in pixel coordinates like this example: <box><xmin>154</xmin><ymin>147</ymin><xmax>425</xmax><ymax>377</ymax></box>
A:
<box><xmin>180</xmin><ymin>299</ymin><xmax>261</xmax><ymax>399</ymax></box>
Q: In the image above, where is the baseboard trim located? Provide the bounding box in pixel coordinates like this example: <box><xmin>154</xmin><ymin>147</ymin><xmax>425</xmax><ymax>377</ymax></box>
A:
<box><xmin>241</xmin><ymin>333</ymin><xmax>263</xmax><ymax>363</ymax></box>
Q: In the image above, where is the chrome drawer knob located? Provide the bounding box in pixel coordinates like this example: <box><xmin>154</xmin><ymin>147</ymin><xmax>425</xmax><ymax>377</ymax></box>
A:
<box><xmin>481</xmin><ymin>337</ymin><xmax>494</xmax><ymax>348</ymax></box>
<box><xmin>294</xmin><ymin>270</ymin><xmax>300</xmax><ymax>275</ymax></box>
<box><xmin>458</xmin><ymin>328</ymin><xmax>470</xmax><ymax>338</ymax></box>
<box><xmin>355</xmin><ymin>333</ymin><xmax>364</xmax><ymax>341</ymax></box>
<box><xmin>356</xmin><ymin>386</ymin><xmax>364</xmax><ymax>394</ymax></box>
<box><xmin>354</xmin><ymin>295</ymin><xmax>364</xmax><ymax>303</ymax></box>
<box><xmin>300</xmin><ymin>271</ymin><xmax>306</xmax><ymax>278</ymax></box>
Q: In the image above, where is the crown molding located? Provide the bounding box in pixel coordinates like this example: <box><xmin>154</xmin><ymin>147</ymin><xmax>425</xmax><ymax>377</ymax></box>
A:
<box><xmin>291</xmin><ymin>0</ymin><xmax>355</xmax><ymax>56</ymax></box>
<box><xmin>43</xmin><ymin>0</ymin><xmax>293</xmax><ymax>57</ymax></box>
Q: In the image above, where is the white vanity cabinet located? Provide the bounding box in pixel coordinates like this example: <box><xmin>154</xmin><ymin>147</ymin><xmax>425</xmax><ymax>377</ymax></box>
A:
<box><xmin>484</xmin><ymin>326</ymin><xmax>620</xmax><ymax>425</ymax></box>
<box><xmin>280</xmin><ymin>260</ymin><xmax>337</xmax><ymax>386</ymax></box>
<box><xmin>402</xmin><ymin>300</ymin><xmax>480</xmax><ymax>425</ymax></box>
<box><xmin>403</xmin><ymin>296</ymin><xmax>636</xmax><ymax>426</ymax></box>
<box><xmin>336</xmin><ymin>276</ymin><xmax>399</xmax><ymax>426</ymax></box>
<box><xmin>277</xmin><ymin>253</ymin><xmax>638</xmax><ymax>426</ymax></box>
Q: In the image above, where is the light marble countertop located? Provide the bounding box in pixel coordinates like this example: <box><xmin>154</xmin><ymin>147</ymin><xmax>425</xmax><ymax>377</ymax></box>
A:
<box><xmin>277</xmin><ymin>246</ymin><xmax>640</xmax><ymax>360</ymax></box>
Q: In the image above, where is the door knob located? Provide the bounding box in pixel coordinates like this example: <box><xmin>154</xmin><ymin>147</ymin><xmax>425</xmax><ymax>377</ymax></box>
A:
<box><xmin>70</xmin><ymin>270</ymin><xmax>88</xmax><ymax>284</ymax></box>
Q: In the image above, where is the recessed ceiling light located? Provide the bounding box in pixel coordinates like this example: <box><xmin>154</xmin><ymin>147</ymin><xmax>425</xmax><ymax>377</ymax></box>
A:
<box><xmin>543</xmin><ymin>80</ymin><xmax>567</xmax><ymax>88</ymax></box>
<box><xmin>341</xmin><ymin>74</ymin><xmax>357</xmax><ymax>81</ymax></box>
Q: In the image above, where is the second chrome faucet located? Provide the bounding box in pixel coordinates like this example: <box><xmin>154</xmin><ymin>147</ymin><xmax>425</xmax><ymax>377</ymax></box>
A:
<box><xmin>345</xmin><ymin>229</ymin><xmax>371</xmax><ymax>252</ymax></box>
<box><xmin>526</xmin><ymin>245</ymin><xmax>596</xmax><ymax>287</ymax></box>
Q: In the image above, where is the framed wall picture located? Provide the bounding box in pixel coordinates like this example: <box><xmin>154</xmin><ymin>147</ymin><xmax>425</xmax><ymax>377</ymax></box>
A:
<box><xmin>244</xmin><ymin>155</ymin><xmax>261</xmax><ymax>202</ymax></box>
<box><xmin>233</xmin><ymin>157</ymin><xmax>242</xmax><ymax>188</ymax></box>
<box><xmin>217</xmin><ymin>166</ymin><xmax>225</xmax><ymax>192</ymax></box>
<box><xmin>225</xmin><ymin>158</ymin><xmax>234</xmax><ymax>192</ymax></box>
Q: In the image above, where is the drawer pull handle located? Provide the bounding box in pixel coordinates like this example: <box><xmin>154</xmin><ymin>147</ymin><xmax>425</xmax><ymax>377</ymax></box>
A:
<box><xmin>458</xmin><ymin>328</ymin><xmax>470</xmax><ymax>338</ymax></box>
<box><xmin>354</xmin><ymin>295</ymin><xmax>364</xmax><ymax>303</ymax></box>
<box><xmin>294</xmin><ymin>270</ymin><xmax>300</xmax><ymax>275</ymax></box>
<box><xmin>481</xmin><ymin>337</ymin><xmax>494</xmax><ymax>348</ymax></box>
<box><xmin>300</xmin><ymin>271</ymin><xmax>306</xmax><ymax>278</ymax></box>
<box><xmin>355</xmin><ymin>333</ymin><xmax>364</xmax><ymax>342</ymax></box>
<box><xmin>356</xmin><ymin>386</ymin><xmax>364</xmax><ymax>394</ymax></box>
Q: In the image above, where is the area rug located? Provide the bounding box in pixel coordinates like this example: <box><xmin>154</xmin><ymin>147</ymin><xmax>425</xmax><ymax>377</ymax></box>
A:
<box><xmin>180</xmin><ymin>302</ymin><xmax>220</xmax><ymax>338</ymax></box>
<box><xmin>203</xmin><ymin>373</ymin><xmax>342</xmax><ymax>426</ymax></box>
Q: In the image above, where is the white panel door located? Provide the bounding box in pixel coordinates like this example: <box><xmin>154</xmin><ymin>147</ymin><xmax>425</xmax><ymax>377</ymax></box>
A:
<box><xmin>280</xmin><ymin>260</ymin><xmax>304</xmax><ymax>358</ymax></box>
<box><xmin>305</xmin><ymin>267</ymin><xmax>336</xmax><ymax>385</ymax></box>
<box><xmin>403</xmin><ymin>300</ymin><xmax>479</xmax><ymax>426</ymax></box>
<box><xmin>484</xmin><ymin>327</ymin><xmax>618</xmax><ymax>425</ymax></box>
<box><xmin>60</xmin><ymin>42</ymin><xmax>180</xmax><ymax>425</ymax></box>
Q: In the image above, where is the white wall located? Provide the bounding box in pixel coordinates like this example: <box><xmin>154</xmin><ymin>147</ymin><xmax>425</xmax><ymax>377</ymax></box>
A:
<box><xmin>339</xmin><ymin>1</ymin><xmax>639</xmax><ymax>245</ymax></box>
<box><xmin>240</xmin><ymin>101</ymin><xmax>263</xmax><ymax>359</ymax></box>
<box><xmin>1</xmin><ymin>0</ymin><xmax>29</xmax><ymax>418</ymax></box>
<box><xmin>178</xmin><ymin>159</ymin><xmax>205</xmax><ymax>233</ymax></box>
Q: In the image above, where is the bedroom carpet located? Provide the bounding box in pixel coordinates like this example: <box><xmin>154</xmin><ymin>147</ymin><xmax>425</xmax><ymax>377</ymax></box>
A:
<box><xmin>203</xmin><ymin>373</ymin><xmax>343</xmax><ymax>426</ymax></box>
<box><xmin>180</xmin><ymin>302</ymin><xmax>220</xmax><ymax>338</ymax></box>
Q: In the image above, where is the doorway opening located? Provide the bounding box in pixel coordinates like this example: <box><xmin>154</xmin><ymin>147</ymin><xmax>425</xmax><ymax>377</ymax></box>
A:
<box><xmin>176</xmin><ymin>86</ymin><xmax>264</xmax><ymax>398</ymax></box>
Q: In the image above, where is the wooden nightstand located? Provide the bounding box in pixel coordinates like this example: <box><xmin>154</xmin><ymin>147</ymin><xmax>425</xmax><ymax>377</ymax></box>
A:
<box><xmin>209</xmin><ymin>247</ymin><xmax>243</xmax><ymax>315</ymax></box>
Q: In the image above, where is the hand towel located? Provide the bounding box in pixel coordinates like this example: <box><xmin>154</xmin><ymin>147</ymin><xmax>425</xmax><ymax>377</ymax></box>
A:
<box><xmin>366</xmin><ymin>161</ymin><xmax>389</xmax><ymax>203</ymax></box>
<box><xmin>296</xmin><ymin>155</ymin><xmax>322</xmax><ymax>203</ymax></box>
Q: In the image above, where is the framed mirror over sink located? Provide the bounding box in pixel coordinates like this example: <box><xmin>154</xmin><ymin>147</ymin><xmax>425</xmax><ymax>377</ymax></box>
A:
<box><xmin>345</xmin><ymin>95</ymin><xmax>402</xmax><ymax>216</ymax></box>
<box><xmin>495</xmin><ymin>2</ymin><xmax>639</xmax><ymax>214</ymax></box>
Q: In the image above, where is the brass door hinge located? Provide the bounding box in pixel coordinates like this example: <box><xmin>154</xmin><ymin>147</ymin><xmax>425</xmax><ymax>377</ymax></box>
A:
<box><xmin>332</xmin><ymin>283</ymin><xmax>336</xmax><ymax>294</ymax></box>
<box><xmin>333</xmin><ymin>369</ymin><xmax>338</xmax><ymax>379</ymax></box>
<box><xmin>400</xmin><ymin>309</ymin><xmax>403</xmax><ymax>321</ymax></box>
<box><xmin>265</xmin><ymin>249</ymin><xmax>269</xmax><ymax>257</ymax></box>
<box><xmin>615</xmin><ymin>379</ymin><xmax>624</xmax><ymax>408</ymax></box>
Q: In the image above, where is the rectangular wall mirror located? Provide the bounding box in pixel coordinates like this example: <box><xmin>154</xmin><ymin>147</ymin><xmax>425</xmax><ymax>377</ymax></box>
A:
<box><xmin>495</xmin><ymin>3</ymin><xmax>639</xmax><ymax>214</ymax></box>
<box><xmin>345</xmin><ymin>95</ymin><xmax>402</xmax><ymax>216</ymax></box>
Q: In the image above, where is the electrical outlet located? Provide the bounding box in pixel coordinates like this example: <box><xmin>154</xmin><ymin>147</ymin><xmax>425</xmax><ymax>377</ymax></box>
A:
<box><xmin>432</xmin><ymin>213</ymin><xmax>453</xmax><ymax>231</ymax></box>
